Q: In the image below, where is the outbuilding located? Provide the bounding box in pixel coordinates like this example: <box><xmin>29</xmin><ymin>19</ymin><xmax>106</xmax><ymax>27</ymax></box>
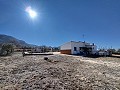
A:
<box><xmin>60</xmin><ymin>41</ymin><xmax>97</xmax><ymax>55</ymax></box>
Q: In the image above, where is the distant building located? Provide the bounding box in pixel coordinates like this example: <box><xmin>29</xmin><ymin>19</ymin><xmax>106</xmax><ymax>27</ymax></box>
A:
<box><xmin>60</xmin><ymin>41</ymin><xmax>97</xmax><ymax>55</ymax></box>
<box><xmin>98</xmin><ymin>50</ymin><xmax>112</xmax><ymax>56</ymax></box>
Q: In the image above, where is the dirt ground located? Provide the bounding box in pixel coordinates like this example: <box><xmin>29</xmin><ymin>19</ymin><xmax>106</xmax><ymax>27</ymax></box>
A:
<box><xmin>0</xmin><ymin>52</ymin><xmax>120</xmax><ymax>90</ymax></box>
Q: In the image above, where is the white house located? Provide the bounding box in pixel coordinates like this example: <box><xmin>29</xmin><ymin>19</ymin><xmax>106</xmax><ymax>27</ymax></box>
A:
<box><xmin>60</xmin><ymin>41</ymin><xmax>97</xmax><ymax>55</ymax></box>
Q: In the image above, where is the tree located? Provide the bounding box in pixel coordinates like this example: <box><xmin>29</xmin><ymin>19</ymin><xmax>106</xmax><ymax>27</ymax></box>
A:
<box><xmin>107</xmin><ymin>49</ymin><xmax>116</xmax><ymax>54</ymax></box>
<box><xmin>0</xmin><ymin>43</ymin><xmax>14</xmax><ymax>56</ymax></box>
<box><xmin>117</xmin><ymin>49</ymin><xmax>120</xmax><ymax>53</ymax></box>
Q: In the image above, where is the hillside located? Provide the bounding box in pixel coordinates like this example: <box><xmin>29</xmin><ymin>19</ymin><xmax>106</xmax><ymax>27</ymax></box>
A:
<box><xmin>0</xmin><ymin>34</ymin><xmax>34</xmax><ymax>48</ymax></box>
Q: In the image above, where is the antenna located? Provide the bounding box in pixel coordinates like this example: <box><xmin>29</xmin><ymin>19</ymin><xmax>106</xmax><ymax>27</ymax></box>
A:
<box><xmin>111</xmin><ymin>46</ymin><xmax>112</xmax><ymax>49</ymax></box>
<box><xmin>82</xmin><ymin>34</ymin><xmax>85</xmax><ymax>42</ymax></box>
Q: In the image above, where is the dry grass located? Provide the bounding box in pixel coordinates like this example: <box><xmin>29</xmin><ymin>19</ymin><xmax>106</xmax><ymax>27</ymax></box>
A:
<box><xmin>0</xmin><ymin>52</ymin><xmax>120</xmax><ymax>90</ymax></box>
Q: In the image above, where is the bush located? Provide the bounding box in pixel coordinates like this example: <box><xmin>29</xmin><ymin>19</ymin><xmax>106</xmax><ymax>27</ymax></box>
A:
<box><xmin>0</xmin><ymin>43</ymin><xmax>14</xmax><ymax>56</ymax></box>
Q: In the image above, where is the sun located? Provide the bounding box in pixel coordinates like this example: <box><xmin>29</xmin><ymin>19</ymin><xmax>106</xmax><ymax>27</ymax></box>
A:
<box><xmin>25</xmin><ymin>6</ymin><xmax>37</xmax><ymax>19</ymax></box>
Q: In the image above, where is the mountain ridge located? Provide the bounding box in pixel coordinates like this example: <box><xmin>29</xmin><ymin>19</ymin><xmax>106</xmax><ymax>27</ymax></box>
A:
<box><xmin>0</xmin><ymin>34</ymin><xmax>36</xmax><ymax>48</ymax></box>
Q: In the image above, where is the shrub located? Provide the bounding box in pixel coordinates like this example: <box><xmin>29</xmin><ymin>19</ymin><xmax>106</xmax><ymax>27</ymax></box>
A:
<box><xmin>0</xmin><ymin>43</ymin><xmax>14</xmax><ymax>56</ymax></box>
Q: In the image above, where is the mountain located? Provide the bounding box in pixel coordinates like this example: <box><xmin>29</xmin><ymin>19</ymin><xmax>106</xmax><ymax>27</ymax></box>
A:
<box><xmin>0</xmin><ymin>34</ymin><xmax>36</xmax><ymax>48</ymax></box>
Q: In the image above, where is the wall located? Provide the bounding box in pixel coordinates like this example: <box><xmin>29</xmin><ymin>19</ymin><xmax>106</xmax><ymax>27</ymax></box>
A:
<box><xmin>71</xmin><ymin>41</ymin><xmax>85</xmax><ymax>54</ymax></box>
<box><xmin>91</xmin><ymin>45</ymin><xmax>97</xmax><ymax>54</ymax></box>
<box><xmin>60</xmin><ymin>42</ymin><xmax>72</xmax><ymax>50</ymax></box>
<box><xmin>60</xmin><ymin>50</ymin><xmax>71</xmax><ymax>54</ymax></box>
<box><xmin>60</xmin><ymin>42</ymin><xmax>72</xmax><ymax>54</ymax></box>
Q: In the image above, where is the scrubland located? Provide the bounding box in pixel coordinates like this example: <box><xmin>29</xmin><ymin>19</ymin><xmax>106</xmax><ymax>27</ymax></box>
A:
<box><xmin>0</xmin><ymin>52</ymin><xmax>120</xmax><ymax>90</ymax></box>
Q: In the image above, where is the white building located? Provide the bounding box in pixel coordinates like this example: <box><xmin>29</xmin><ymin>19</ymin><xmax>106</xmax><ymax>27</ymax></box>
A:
<box><xmin>60</xmin><ymin>41</ymin><xmax>97</xmax><ymax>55</ymax></box>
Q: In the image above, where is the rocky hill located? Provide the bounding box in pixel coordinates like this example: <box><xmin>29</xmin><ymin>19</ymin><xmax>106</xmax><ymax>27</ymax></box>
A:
<box><xmin>0</xmin><ymin>34</ymin><xmax>35</xmax><ymax>48</ymax></box>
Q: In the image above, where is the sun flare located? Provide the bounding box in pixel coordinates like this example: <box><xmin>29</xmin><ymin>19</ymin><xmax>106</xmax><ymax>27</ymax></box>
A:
<box><xmin>25</xmin><ymin>6</ymin><xmax>37</xmax><ymax>19</ymax></box>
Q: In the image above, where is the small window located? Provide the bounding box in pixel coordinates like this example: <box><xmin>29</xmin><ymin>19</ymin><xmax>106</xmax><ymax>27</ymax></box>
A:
<box><xmin>74</xmin><ymin>47</ymin><xmax>77</xmax><ymax>51</ymax></box>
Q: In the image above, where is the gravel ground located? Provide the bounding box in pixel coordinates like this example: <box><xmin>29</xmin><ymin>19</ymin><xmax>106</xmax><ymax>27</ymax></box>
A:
<box><xmin>0</xmin><ymin>52</ymin><xmax>120</xmax><ymax>90</ymax></box>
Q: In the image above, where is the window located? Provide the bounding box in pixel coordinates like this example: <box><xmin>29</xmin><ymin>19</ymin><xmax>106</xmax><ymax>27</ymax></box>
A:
<box><xmin>79</xmin><ymin>47</ymin><xmax>82</xmax><ymax>50</ymax></box>
<box><xmin>74</xmin><ymin>47</ymin><xmax>77</xmax><ymax>51</ymax></box>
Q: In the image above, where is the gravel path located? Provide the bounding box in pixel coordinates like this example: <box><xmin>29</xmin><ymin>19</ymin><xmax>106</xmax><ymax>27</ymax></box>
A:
<box><xmin>0</xmin><ymin>52</ymin><xmax>120</xmax><ymax>90</ymax></box>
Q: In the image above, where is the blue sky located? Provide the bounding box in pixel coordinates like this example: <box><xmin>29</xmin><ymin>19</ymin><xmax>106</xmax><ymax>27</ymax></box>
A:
<box><xmin>0</xmin><ymin>0</ymin><xmax>120</xmax><ymax>49</ymax></box>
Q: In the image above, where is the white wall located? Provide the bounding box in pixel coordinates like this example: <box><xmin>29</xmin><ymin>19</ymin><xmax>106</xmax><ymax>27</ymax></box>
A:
<box><xmin>71</xmin><ymin>41</ymin><xmax>85</xmax><ymax>54</ymax></box>
<box><xmin>60</xmin><ymin>42</ymin><xmax>72</xmax><ymax>50</ymax></box>
<box><xmin>91</xmin><ymin>45</ymin><xmax>97</xmax><ymax>54</ymax></box>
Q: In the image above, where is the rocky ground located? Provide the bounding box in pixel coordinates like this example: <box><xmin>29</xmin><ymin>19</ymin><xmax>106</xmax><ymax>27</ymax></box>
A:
<box><xmin>0</xmin><ymin>52</ymin><xmax>120</xmax><ymax>90</ymax></box>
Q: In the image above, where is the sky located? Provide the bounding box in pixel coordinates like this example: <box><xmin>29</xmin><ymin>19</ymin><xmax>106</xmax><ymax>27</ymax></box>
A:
<box><xmin>0</xmin><ymin>0</ymin><xmax>120</xmax><ymax>49</ymax></box>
